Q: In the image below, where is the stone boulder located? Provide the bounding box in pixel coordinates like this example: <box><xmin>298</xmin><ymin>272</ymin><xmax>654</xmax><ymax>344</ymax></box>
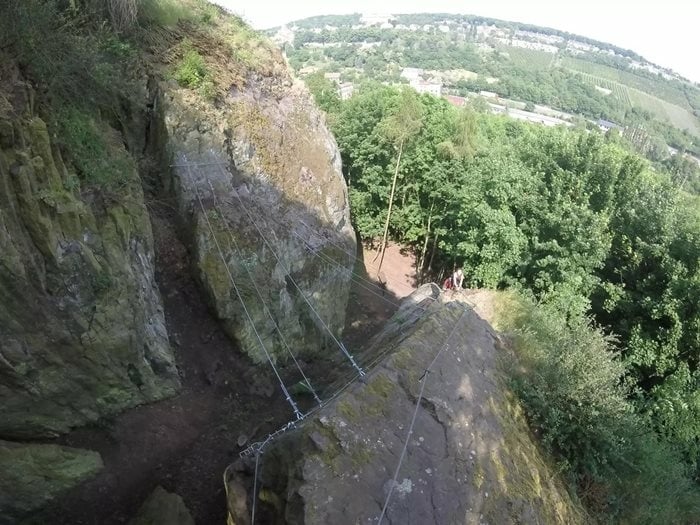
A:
<box><xmin>228</xmin><ymin>286</ymin><xmax>589</xmax><ymax>524</ymax></box>
<box><xmin>0</xmin><ymin>74</ymin><xmax>179</xmax><ymax>439</ymax></box>
<box><xmin>129</xmin><ymin>485</ymin><xmax>195</xmax><ymax>525</ymax></box>
<box><xmin>0</xmin><ymin>440</ymin><xmax>103</xmax><ymax>524</ymax></box>
<box><xmin>160</xmin><ymin>46</ymin><xmax>355</xmax><ymax>363</ymax></box>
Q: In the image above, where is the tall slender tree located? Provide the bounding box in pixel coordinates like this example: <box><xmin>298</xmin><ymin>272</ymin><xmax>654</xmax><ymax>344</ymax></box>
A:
<box><xmin>373</xmin><ymin>88</ymin><xmax>423</xmax><ymax>277</ymax></box>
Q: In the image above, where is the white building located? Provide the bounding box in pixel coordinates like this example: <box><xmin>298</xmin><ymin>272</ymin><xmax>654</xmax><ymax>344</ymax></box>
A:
<box><xmin>338</xmin><ymin>82</ymin><xmax>354</xmax><ymax>100</ymax></box>
<box><xmin>401</xmin><ymin>67</ymin><xmax>424</xmax><ymax>81</ymax></box>
<box><xmin>272</xmin><ymin>26</ymin><xmax>295</xmax><ymax>46</ymax></box>
<box><xmin>411</xmin><ymin>80</ymin><xmax>442</xmax><ymax>96</ymax></box>
<box><xmin>360</xmin><ymin>13</ymin><xmax>394</xmax><ymax>26</ymax></box>
<box><xmin>509</xmin><ymin>39</ymin><xmax>558</xmax><ymax>53</ymax></box>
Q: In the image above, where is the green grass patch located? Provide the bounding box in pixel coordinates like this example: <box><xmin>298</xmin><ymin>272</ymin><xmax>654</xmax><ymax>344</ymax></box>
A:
<box><xmin>629</xmin><ymin>88</ymin><xmax>700</xmax><ymax>136</ymax></box>
<box><xmin>501</xmin><ymin>46</ymin><xmax>555</xmax><ymax>70</ymax></box>
<box><xmin>562</xmin><ymin>56</ymin><xmax>694</xmax><ymax>110</ymax></box>
<box><xmin>56</xmin><ymin>108</ymin><xmax>133</xmax><ymax>189</ymax></box>
<box><xmin>568</xmin><ymin>68</ymin><xmax>700</xmax><ymax>135</ymax></box>
<box><xmin>139</xmin><ymin>0</ymin><xmax>191</xmax><ymax>27</ymax></box>
<box><xmin>174</xmin><ymin>41</ymin><xmax>210</xmax><ymax>88</ymax></box>
<box><xmin>222</xmin><ymin>15</ymin><xmax>280</xmax><ymax>76</ymax></box>
<box><xmin>172</xmin><ymin>40</ymin><xmax>217</xmax><ymax>100</ymax></box>
<box><xmin>570</xmin><ymin>71</ymin><xmax>631</xmax><ymax>107</ymax></box>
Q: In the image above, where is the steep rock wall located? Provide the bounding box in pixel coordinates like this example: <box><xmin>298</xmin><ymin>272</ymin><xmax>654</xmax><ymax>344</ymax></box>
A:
<box><xmin>0</xmin><ymin>74</ymin><xmax>179</xmax><ymax>439</ymax></box>
<box><xmin>161</xmin><ymin>57</ymin><xmax>355</xmax><ymax>363</ymax></box>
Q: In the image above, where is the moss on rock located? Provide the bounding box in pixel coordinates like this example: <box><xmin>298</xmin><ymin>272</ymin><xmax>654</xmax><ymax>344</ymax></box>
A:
<box><xmin>0</xmin><ymin>72</ymin><xmax>179</xmax><ymax>439</ymax></box>
<box><xmin>232</xmin><ymin>286</ymin><xmax>590</xmax><ymax>524</ymax></box>
<box><xmin>0</xmin><ymin>440</ymin><xmax>103</xmax><ymax>523</ymax></box>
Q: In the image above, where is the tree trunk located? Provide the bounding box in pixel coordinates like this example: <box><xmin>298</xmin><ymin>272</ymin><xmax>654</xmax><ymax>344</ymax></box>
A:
<box><xmin>427</xmin><ymin>231</ymin><xmax>439</xmax><ymax>281</ymax></box>
<box><xmin>373</xmin><ymin>139</ymin><xmax>404</xmax><ymax>276</ymax></box>
<box><xmin>417</xmin><ymin>201</ymin><xmax>434</xmax><ymax>284</ymax></box>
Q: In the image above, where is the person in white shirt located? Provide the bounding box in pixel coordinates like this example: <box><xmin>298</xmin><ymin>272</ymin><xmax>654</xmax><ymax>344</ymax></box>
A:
<box><xmin>452</xmin><ymin>268</ymin><xmax>464</xmax><ymax>289</ymax></box>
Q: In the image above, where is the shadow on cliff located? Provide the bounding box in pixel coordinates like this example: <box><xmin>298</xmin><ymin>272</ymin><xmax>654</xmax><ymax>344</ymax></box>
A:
<box><xmin>167</xmin><ymin>148</ymin><xmax>408</xmax><ymax>398</ymax></box>
<box><xmin>33</xmin><ymin>137</ymin><xmax>408</xmax><ymax>525</ymax></box>
<box><xmin>234</xmin><ymin>290</ymin><xmax>589</xmax><ymax>525</ymax></box>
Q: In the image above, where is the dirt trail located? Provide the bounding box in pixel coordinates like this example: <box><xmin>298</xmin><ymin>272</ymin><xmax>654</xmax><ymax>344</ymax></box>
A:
<box><xmin>360</xmin><ymin>242</ymin><xmax>418</xmax><ymax>298</ymax></box>
<box><xmin>33</xmin><ymin>222</ymin><xmax>420</xmax><ymax>524</ymax></box>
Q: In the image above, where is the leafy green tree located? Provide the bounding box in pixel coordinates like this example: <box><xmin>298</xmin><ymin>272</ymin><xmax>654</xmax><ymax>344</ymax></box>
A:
<box><xmin>373</xmin><ymin>88</ymin><xmax>423</xmax><ymax>276</ymax></box>
<box><xmin>305</xmin><ymin>72</ymin><xmax>341</xmax><ymax>115</ymax></box>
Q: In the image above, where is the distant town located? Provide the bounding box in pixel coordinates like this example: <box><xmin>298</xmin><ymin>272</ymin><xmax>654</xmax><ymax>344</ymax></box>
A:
<box><xmin>271</xmin><ymin>12</ymin><xmax>700</xmax><ymax>164</ymax></box>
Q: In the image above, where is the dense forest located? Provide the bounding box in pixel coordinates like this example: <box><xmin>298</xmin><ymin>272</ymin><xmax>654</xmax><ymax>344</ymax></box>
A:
<box><xmin>308</xmin><ymin>79</ymin><xmax>700</xmax><ymax>521</ymax></box>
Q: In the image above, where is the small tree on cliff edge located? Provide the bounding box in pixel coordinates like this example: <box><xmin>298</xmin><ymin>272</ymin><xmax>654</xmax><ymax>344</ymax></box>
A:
<box><xmin>373</xmin><ymin>88</ymin><xmax>423</xmax><ymax>277</ymax></box>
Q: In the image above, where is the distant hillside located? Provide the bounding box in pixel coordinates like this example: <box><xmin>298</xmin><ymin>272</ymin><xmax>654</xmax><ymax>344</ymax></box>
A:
<box><xmin>270</xmin><ymin>12</ymin><xmax>700</xmax><ymax>156</ymax></box>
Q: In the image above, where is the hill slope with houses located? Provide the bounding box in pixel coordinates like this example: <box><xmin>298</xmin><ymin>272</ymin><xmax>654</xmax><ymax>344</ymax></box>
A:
<box><xmin>269</xmin><ymin>12</ymin><xmax>700</xmax><ymax>162</ymax></box>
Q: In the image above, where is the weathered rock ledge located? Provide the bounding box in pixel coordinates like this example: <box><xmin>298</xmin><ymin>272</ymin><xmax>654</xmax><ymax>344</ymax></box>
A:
<box><xmin>227</xmin><ymin>286</ymin><xmax>589</xmax><ymax>524</ymax></box>
<box><xmin>160</xmin><ymin>56</ymin><xmax>356</xmax><ymax>363</ymax></box>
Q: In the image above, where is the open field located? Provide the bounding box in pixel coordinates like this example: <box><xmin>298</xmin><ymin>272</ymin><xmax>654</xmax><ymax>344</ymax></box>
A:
<box><xmin>574</xmin><ymin>71</ymin><xmax>632</xmax><ymax>106</ymax></box>
<box><xmin>562</xmin><ymin>56</ymin><xmax>693</xmax><ymax>109</ymax></box>
<box><xmin>568</xmin><ymin>69</ymin><xmax>700</xmax><ymax>136</ymax></box>
<box><xmin>501</xmin><ymin>46</ymin><xmax>556</xmax><ymax>70</ymax></box>
<box><xmin>629</xmin><ymin>88</ymin><xmax>700</xmax><ymax>136</ymax></box>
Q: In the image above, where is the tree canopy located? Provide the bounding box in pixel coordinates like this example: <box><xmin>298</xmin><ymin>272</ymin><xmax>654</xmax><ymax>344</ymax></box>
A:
<box><xmin>310</xmin><ymin>81</ymin><xmax>700</xmax><ymax>520</ymax></box>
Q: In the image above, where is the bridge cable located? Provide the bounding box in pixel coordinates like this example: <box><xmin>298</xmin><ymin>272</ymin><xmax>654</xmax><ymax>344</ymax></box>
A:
<box><xmin>262</xmin><ymin>210</ymin><xmax>418</xmax><ymax>293</ymax></box>
<box><xmin>224</xmin><ymin>175</ymin><xmax>365</xmax><ymax>377</ymax></box>
<box><xmin>259</xmin><ymin>211</ymin><xmax>415</xmax><ymax>298</ymax></box>
<box><xmin>267</xmin><ymin>218</ymin><xmax>404</xmax><ymax>308</ymax></box>
<box><xmin>183</xmin><ymin>163</ymin><xmax>303</xmax><ymax>420</ymax></box>
<box><xmin>221</xmin><ymin>197</ymin><xmax>405</xmax><ymax>309</ymax></box>
<box><xmin>204</xmin><ymin>176</ymin><xmax>322</xmax><ymax>405</ymax></box>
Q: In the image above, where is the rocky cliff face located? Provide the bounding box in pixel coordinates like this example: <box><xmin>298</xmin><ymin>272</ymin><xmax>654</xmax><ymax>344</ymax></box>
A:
<box><xmin>227</xmin><ymin>287</ymin><xmax>589</xmax><ymax>524</ymax></box>
<box><xmin>0</xmin><ymin>4</ymin><xmax>356</xmax><ymax>520</ymax></box>
<box><xmin>160</xmin><ymin>44</ymin><xmax>355</xmax><ymax>363</ymax></box>
<box><xmin>0</xmin><ymin>73</ymin><xmax>179</xmax><ymax>439</ymax></box>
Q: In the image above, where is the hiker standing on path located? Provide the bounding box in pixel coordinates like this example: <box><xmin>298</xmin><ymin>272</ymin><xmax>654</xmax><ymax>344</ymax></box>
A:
<box><xmin>452</xmin><ymin>268</ymin><xmax>464</xmax><ymax>290</ymax></box>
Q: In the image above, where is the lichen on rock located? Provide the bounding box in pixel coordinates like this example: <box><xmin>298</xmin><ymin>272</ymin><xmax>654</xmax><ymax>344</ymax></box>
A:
<box><xmin>0</xmin><ymin>73</ymin><xmax>179</xmax><ymax>439</ymax></box>
<box><xmin>0</xmin><ymin>440</ymin><xmax>103</xmax><ymax>524</ymax></box>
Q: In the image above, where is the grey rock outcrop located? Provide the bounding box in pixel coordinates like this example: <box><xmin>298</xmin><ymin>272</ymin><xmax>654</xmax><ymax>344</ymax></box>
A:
<box><xmin>0</xmin><ymin>440</ymin><xmax>103</xmax><ymax>524</ymax></box>
<box><xmin>161</xmin><ymin>60</ymin><xmax>355</xmax><ymax>363</ymax></box>
<box><xmin>229</xmin><ymin>286</ymin><xmax>589</xmax><ymax>524</ymax></box>
<box><xmin>129</xmin><ymin>485</ymin><xmax>195</xmax><ymax>525</ymax></box>
<box><xmin>0</xmin><ymin>73</ymin><xmax>179</xmax><ymax>439</ymax></box>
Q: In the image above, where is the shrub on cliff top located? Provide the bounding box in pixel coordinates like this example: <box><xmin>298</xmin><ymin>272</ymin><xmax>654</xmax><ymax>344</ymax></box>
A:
<box><xmin>173</xmin><ymin>41</ymin><xmax>217</xmax><ymax>100</ymax></box>
<box><xmin>496</xmin><ymin>292</ymin><xmax>700</xmax><ymax>522</ymax></box>
<box><xmin>174</xmin><ymin>45</ymin><xmax>209</xmax><ymax>89</ymax></box>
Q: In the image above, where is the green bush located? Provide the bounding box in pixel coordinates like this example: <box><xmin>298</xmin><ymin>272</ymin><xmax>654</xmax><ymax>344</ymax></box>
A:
<box><xmin>139</xmin><ymin>0</ymin><xmax>190</xmax><ymax>27</ymax></box>
<box><xmin>498</xmin><ymin>293</ymin><xmax>700</xmax><ymax>522</ymax></box>
<box><xmin>501</xmin><ymin>295</ymin><xmax>630</xmax><ymax>476</ymax></box>
<box><xmin>174</xmin><ymin>44</ymin><xmax>209</xmax><ymax>89</ymax></box>
<box><xmin>57</xmin><ymin>108</ymin><xmax>133</xmax><ymax>188</ymax></box>
<box><xmin>0</xmin><ymin>0</ymin><xmax>135</xmax><ymax>110</ymax></box>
